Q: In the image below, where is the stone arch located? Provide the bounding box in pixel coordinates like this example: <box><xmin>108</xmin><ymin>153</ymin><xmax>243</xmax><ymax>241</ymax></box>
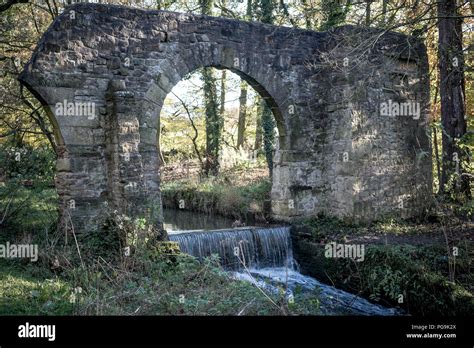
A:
<box><xmin>19</xmin><ymin>3</ymin><xmax>432</xmax><ymax>234</ymax></box>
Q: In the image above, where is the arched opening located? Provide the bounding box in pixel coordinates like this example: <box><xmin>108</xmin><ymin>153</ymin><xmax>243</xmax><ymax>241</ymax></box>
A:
<box><xmin>157</xmin><ymin>67</ymin><xmax>282</xmax><ymax>232</ymax></box>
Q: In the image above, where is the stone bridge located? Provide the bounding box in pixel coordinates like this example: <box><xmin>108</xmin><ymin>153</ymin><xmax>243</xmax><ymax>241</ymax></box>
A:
<box><xmin>19</xmin><ymin>3</ymin><xmax>432</xmax><ymax>234</ymax></box>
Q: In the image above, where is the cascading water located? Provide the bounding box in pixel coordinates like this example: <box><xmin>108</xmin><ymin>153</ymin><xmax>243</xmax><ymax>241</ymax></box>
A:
<box><xmin>169</xmin><ymin>226</ymin><xmax>295</xmax><ymax>270</ymax></box>
<box><xmin>168</xmin><ymin>224</ymin><xmax>399</xmax><ymax>316</ymax></box>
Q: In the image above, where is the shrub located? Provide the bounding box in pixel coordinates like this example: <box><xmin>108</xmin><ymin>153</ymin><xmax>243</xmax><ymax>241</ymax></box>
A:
<box><xmin>0</xmin><ymin>144</ymin><xmax>55</xmax><ymax>185</ymax></box>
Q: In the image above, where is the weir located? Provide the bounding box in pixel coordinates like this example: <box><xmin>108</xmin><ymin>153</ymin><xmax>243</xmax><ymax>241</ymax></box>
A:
<box><xmin>169</xmin><ymin>226</ymin><xmax>294</xmax><ymax>270</ymax></box>
<box><xmin>169</xmin><ymin>225</ymin><xmax>400</xmax><ymax>315</ymax></box>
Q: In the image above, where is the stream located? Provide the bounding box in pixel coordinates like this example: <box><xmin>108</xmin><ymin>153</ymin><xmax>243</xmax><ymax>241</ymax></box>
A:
<box><xmin>165</xmin><ymin>208</ymin><xmax>400</xmax><ymax>316</ymax></box>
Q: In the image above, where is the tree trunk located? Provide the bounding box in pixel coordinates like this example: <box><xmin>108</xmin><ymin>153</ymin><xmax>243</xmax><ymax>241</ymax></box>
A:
<box><xmin>246</xmin><ymin>0</ymin><xmax>252</xmax><ymax>19</ymax></box>
<box><xmin>261</xmin><ymin>100</ymin><xmax>275</xmax><ymax>177</ymax></box>
<box><xmin>301</xmin><ymin>0</ymin><xmax>313</xmax><ymax>29</ymax></box>
<box><xmin>365</xmin><ymin>0</ymin><xmax>371</xmax><ymax>26</ymax></box>
<box><xmin>437</xmin><ymin>0</ymin><xmax>469</xmax><ymax>198</ymax></box>
<box><xmin>254</xmin><ymin>96</ymin><xmax>262</xmax><ymax>151</ymax></box>
<box><xmin>255</xmin><ymin>0</ymin><xmax>275</xmax><ymax>174</ymax></box>
<box><xmin>202</xmin><ymin>68</ymin><xmax>220</xmax><ymax>176</ymax></box>
<box><xmin>382</xmin><ymin>0</ymin><xmax>388</xmax><ymax>24</ymax></box>
<box><xmin>200</xmin><ymin>0</ymin><xmax>221</xmax><ymax>176</ymax></box>
<box><xmin>219</xmin><ymin>70</ymin><xmax>226</xmax><ymax>119</ymax></box>
<box><xmin>258</xmin><ymin>0</ymin><xmax>274</xmax><ymax>24</ymax></box>
<box><xmin>237</xmin><ymin>80</ymin><xmax>248</xmax><ymax>149</ymax></box>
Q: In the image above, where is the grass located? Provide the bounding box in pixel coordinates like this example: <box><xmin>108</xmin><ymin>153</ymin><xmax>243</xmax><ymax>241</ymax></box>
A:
<box><xmin>0</xmin><ymin>241</ymin><xmax>322</xmax><ymax>316</ymax></box>
<box><xmin>0</xmin><ymin>183</ymin><xmax>58</xmax><ymax>234</ymax></box>
<box><xmin>0</xmin><ymin>260</ymin><xmax>73</xmax><ymax>315</ymax></box>
<box><xmin>67</xmin><ymin>252</ymin><xmax>321</xmax><ymax>316</ymax></box>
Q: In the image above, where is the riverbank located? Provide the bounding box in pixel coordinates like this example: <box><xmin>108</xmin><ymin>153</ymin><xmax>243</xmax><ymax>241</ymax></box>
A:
<box><xmin>290</xmin><ymin>216</ymin><xmax>473</xmax><ymax>315</ymax></box>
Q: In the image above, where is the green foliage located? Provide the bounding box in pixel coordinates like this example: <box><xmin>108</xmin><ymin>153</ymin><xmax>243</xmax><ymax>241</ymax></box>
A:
<box><xmin>359</xmin><ymin>246</ymin><xmax>473</xmax><ymax>315</ymax></box>
<box><xmin>0</xmin><ymin>216</ymin><xmax>319</xmax><ymax>316</ymax></box>
<box><xmin>0</xmin><ymin>0</ymin><xmax>471</xmax><ymax>318</ymax></box>
<box><xmin>71</xmin><ymin>254</ymin><xmax>276</xmax><ymax>315</ymax></box>
<box><xmin>77</xmin><ymin>223</ymin><xmax>123</xmax><ymax>260</ymax></box>
<box><xmin>255</xmin><ymin>0</ymin><xmax>275</xmax><ymax>24</ymax></box>
<box><xmin>319</xmin><ymin>0</ymin><xmax>351</xmax><ymax>30</ymax></box>
<box><xmin>199</xmin><ymin>0</ymin><xmax>214</xmax><ymax>15</ymax></box>
<box><xmin>161</xmin><ymin>117</ymin><xmax>205</xmax><ymax>162</ymax></box>
<box><xmin>302</xmin><ymin>213</ymin><xmax>359</xmax><ymax>240</ymax></box>
<box><xmin>0</xmin><ymin>261</ymin><xmax>73</xmax><ymax>315</ymax></box>
<box><xmin>0</xmin><ymin>143</ymin><xmax>55</xmax><ymax>185</ymax></box>
<box><xmin>0</xmin><ymin>144</ymin><xmax>55</xmax><ymax>236</ymax></box>
<box><xmin>0</xmin><ymin>182</ymin><xmax>320</xmax><ymax>316</ymax></box>
<box><xmin>299</xmin><ymin>216</ymin><xmax>473</xmax><ymax>315</ymax></box>
<box><xmin>0</xmin><ymin>185</ymin><xmax>58</xmax><ymax>233</ymax></box>
<box><xmin>455</xmin><ymin>197</ymin><xmax>474</xmax><ymax>219</ymax></box>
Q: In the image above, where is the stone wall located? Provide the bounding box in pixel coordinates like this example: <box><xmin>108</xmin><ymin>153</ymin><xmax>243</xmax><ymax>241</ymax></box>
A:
<box><xmin>19</xmin><ymin>3</ymin><xmax>432</xmax><ymax>234</ymax></box>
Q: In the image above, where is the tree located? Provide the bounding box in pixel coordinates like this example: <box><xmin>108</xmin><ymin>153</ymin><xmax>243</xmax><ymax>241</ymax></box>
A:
<box><xmin>261</xmin><ymin>99</ymin><xmax>275</xmax><ymax>176</ymax></box>
<box><xmin>254</xmin><ymin>0</ymin><xmax>276</xmax><ymax>175</ymax></box>
<box><xmin>237</xmin><ymin>80</ymin><xmax>248</xmax><ymax>149</ymax></box>
<box><xmin>218</xmin><ymin>2</ymin><xmax>227</xmax><ymax>153</ymax></box>
<box><xmin>201</xmin><ymin>68</ymin><xmax>221</xmax><ymax>176</ymax></box>
<box><xmin>199</xmin><ymin>0</ymin><xmax>222</xmax><ymax>176</ymax></box>
<box><xmin>320</xmin><ymin>0</ymin><xmax>351</xmax><ymax>30</ymax></box>
<box><xmin>437</xmin><ymin>0</ymin><xmax>470</xmax><ymax>198</ymax></box>
<box><xmin>0</xmin><ymin>2</ymin><xmax>58</xmax><ymax>154</ymax></box>
<box><xmin>236</xmin><ymin>0</ymin><xmax>252</xmax><ymax>150</ymax></box>
<box><xmin>255</xmin><ymin>0</ymin><xmax>274</xmax><ymax>24</ymax></box>
<box><xmin>254</xmin><ymin>95</ymin><xmax>263</xmax><ymax>151</ymax></box>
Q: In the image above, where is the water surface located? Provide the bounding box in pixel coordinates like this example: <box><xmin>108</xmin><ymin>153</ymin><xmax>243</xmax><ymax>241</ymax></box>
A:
<box><xmin>168</xmin><ymin>221</ymin><xmax>401</xmax><ymax>315</ymax></box>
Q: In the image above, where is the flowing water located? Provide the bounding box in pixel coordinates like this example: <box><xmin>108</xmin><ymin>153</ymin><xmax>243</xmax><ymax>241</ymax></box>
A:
<box><xmin>165</xmin><ymin>210</ymin><xmax>399</xmax><ymax>315</ymax></box>
<box><xmin>232</xmin><ymin>268</ymin><xmax>399</xmax><ymax>315</ymax></box>
<box><xmin>169</xmin><ymin>226</ymin><xmax>295</xmax><ymax>269</ymax></box>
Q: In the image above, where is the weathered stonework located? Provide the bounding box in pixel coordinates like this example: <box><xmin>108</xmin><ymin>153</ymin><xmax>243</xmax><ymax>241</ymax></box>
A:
<box><xmin>19</xmin><ymin>3</ymin><xmax>432</xmax><ymax>234</ymax></box>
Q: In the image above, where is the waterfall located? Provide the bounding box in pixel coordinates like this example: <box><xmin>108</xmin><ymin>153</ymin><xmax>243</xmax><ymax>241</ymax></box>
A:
<box><xmin>169</xmin><ymin>226</ymin><xmax>294</xmax><ymax>270</ymax></box>
<box><xmin>169</xmin><ymin>224</ymin><xmax>400</xmax><ymax>315</ymax></box>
